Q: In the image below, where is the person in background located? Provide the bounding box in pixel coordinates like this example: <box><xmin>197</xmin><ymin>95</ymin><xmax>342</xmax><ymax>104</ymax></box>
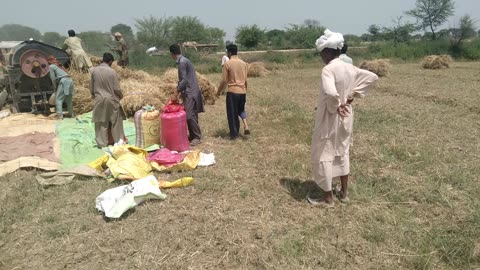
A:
<box><xmin>169</xmin><ymin>44</ymin><xmax>204</xmax><ymax>146</ymax></box>
<box><xmin>220</xmin><ymin>48</ymin><xmax>250</xmax><ymax>135</ymax></box>
<box><xmin>90</xmin><ymin>53</ymin><xmax>125</xmax><ymax>148</ymax></box>
<box><xmin>218</xmin><ymin>44</ymin><xmax>249</xmax><ymax>140</ymax></box>
<box><xmin>111</xmin><ymin>32</ymin><xmax>129</xmax><ymax>68</ymax></box>
<box><xmin>63</xmin><ymin>30</ymin><xmax>93</xmax><ymax>72</ymax></box>
<box><xmin>309</xmin><ymin>29</ymin><xmax>378</xmax><ymax>207</ymax></box>
<box><xmin>339</xmin><ymin>42</ymin><xmax>353</xmax><ymax>64</ymax></box>
<box><xmin>48</xmin><ymin>56</ymin><xmax>74</xmax><ymax>119</ymax></box>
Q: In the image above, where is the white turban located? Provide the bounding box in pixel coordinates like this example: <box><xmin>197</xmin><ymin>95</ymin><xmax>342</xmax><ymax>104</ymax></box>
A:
<box><xmin>315</xmin><ymin>29</ymin><xmax>344</xmax><ymax>52</ymax></box>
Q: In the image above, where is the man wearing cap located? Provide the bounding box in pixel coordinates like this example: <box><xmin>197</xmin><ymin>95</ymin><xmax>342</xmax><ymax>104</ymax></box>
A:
<box><xmin>112</xmin><ymin>32</ymin><xmax>129</xmax><ymax>68</ymax></box>
<box><xmin>48</xmin><ymin>56</ymin><xmax>74</xmax><ymax>119</ymax></box>
<box><xmin>308</xmin><ymin>29</ymin><xmax>378</xmax><ymax>207</ymax></box>
<box><xmin>62</xmin><ymin>30</ymin><xmax>93</xmax><ymax>72</ymax></box>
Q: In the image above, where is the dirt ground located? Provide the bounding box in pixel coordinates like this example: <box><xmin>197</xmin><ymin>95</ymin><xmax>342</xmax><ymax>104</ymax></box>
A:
<box><xmin>1</xmin><ymin>61</ymin><xmax>479</xmax><ymax>270</ymax></box>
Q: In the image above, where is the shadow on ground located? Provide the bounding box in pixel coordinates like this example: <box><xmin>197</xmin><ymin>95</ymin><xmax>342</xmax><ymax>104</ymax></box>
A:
<box><xmin>279</xmin><ymin>178</ymin><xmax>322</xmax><ymax>201</ymax></box>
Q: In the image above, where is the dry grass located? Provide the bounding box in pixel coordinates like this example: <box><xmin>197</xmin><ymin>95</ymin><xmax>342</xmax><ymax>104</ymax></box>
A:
<box><xmin>248</xmin><ymin>62</ymin><xmax>269</xmax><ymax>77</ymax></box>
<box><xmin>1</xmin><ymin>62</ymin><xmax>480</xmax><ymax>269</ymax></box>
<box><xmin>359</xmin><ymin>59</ymin><xmax>392</xmax><ymax>77</ymax></box>
<box><xmin>422</xmin><ymin>55</ymin><xmax>453</xmax><ymax>69</ymax></box>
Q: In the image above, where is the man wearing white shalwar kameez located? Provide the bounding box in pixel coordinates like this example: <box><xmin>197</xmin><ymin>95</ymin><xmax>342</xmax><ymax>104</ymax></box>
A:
<box><xmin>309</xmin><ymin>29</ymin><xmax>378</xmax><ymax>207</ymax></box>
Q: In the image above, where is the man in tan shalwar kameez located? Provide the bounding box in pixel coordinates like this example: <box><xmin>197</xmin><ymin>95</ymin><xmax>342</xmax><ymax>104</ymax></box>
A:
<box><xmin>90</xmin><ymin>53</ymin><xmax>126</xmax><ymax>148</ymax></box>
<box><xmin>309</xmin><ymin>29</ymin><xmax>378</xmax><ymax>207</ymax></box>
<box><xmin>63</xmin><ymin>30</ymin><xmax>93</xmax><ymax>72</ymax></box>
<box><xmin>111</xmin><ymin>32</ymin><xmax>129</xmax><ymax>68</ymax></box>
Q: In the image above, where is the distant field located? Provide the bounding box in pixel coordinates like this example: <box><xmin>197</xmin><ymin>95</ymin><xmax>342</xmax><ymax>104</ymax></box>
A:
<box><xmin>1</xmin><ymin>61</ymin><xmax>479</xmax><ymax>269</ymax></box>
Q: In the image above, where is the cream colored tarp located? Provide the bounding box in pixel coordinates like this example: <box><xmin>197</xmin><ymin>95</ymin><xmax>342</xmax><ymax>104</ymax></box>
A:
<box><xmin>0</xmin><ymin>113</ymin><xmax>61</xmax><ymax>177</ymax></box>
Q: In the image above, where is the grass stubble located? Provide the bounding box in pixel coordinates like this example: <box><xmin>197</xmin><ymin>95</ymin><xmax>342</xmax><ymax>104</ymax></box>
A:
<box><xmin>0</xmin><ymin>61</ymin><xmax>479</xmax><ymax>269</ymax></box>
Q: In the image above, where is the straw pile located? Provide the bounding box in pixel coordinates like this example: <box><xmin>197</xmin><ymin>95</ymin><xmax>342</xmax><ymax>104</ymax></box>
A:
<box><xmin>70</xmin><ymin>64</ymin><xmax>218</xmax><ymax>116</ymax></box>
<box><xmin>90</xmin><ymin>56</ymin><xmax>102</xmax><ymax>66</ymax></box>
<box><xmin>161</xmin><ymin>68</ymin><xmax>218</xmax><ymax>105</ymax></box>
<box><xmin>422</xmin><ymin>55</ymin><xmax>453</xmax><ymax>69</ymax></box>
<box><xmin>359</xmin><ymin>59</ymin><xmax>391</xmax><ymax>77</ymax></box>
<box><xmin>248</xmin><ymin>62</ymin><xmax>269</xmax><ymax>77</ymax></box>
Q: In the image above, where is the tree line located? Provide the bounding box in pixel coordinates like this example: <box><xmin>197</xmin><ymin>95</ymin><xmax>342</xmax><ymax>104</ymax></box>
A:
<box><xmin>0</xmin><ymin>0</ymin><xmax>477</xmax><ymax>58</ymax></box>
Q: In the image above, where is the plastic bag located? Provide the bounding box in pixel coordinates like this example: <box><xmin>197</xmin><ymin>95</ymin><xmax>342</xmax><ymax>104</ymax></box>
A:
<box><xmin>151</xmin><ymin>150</ymin><xmax>200</xmax><ymax>172</ymax></box>
<box><xmin>106</xmin><ymin>145</ymin><xmax>152</xmax><ymax>180</ymax></box>
<box><xmin>159</xmin><ymin>177</ymin><xmax>194</xmax><ymax>189</ymax></box>
<box><xmin>95</xmin><ymin>175</ymin><xmax>166</xmax><ymax>219</ymax></box>
<box><xmin>147</xmin><ymin>148</ymin><xmax>184</xmax><ymax>167</ymax></box>
<box><xmin>161</xmin><ymin>100</ymin><xmax>184</xmax><ymax>113</ymax></box>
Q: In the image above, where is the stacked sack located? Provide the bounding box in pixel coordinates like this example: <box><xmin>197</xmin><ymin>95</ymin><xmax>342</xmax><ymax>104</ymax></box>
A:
<box><xmin>134</xmin><ymin>106</ymin><xmax>160</xmax><ymax>149</ymax></box>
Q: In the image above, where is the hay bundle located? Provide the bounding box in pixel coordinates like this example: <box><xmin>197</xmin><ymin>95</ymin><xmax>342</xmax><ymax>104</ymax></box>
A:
<box><xmin>90</xmin><ymin>56</ymin><xmax>102</xmax><ymax>66</ymax></box>
<box><xmin>72</xmin><ymin>86</ymin><xmax>93</xmax><ymax>114</ymax></box>
<box><xmin>422</xmin><ymin>55</ymin><xmax>452</xmax><ymax>69</ymax></box>
<box><xmin>160</xmin><ymin>68</ymin><xmax>218</xmax><ymax>105</ymax></box>
<box><xmin>247</xmin><ymin>62</ymin><xmax>269</xmax><ymax>77</ymax></box>
<box><xmin>68</xmin><ymin>64</ymin><xmax>218</xmax><ymax>116</ymax></box>
<box><xmin>359</xmin><ymin>59</ymin><xmax>391</xmax><ymax>77</ymax></box>
<box><xmin>196</xmin><ymin>72</ymin><xmax>217</xmax><ymax>105</ymax></box>
<box><xmin>162</xmin><ymin>68</ymin><xmax>178</xmax><ymax>84</ymax></box>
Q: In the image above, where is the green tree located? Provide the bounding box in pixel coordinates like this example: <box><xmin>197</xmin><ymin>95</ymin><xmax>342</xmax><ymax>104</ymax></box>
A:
<box><xmin>449</xmin><ymin>15</ymin><xmax>477</xmax><ymax>56</ymax></box>
<box><xmin>171</xmin><ymin>16</ymin><xmax>208</xmax><ymax>43</ymax></box>
<box><xmin>235</xmin><ymin>24</ymin><xmax>266</xmax><ymax>49</ymax></box>
<box><xmin>284</xmin><ymin>24</ymin><xmax>325</xmax><ymax>49</ymax></box>
<box><xmin>135</xmin><ymin>16</ymin><xmax>173</xmax><ymax>48</ymax></box>
<box><xmin>368</xmin><ymin>24</ymin><xmax>382</xmax><ymax>41</ymax></box>
<box><xmin>266</xmin><ymin>29</ymin><xmax>286</xmax><ymax>49</ymax></box>
<box><xmin>110</xmin><ymin>23</ymin><xmax>135</xmax><ymax>42</ymax></box>
<box><xmin>42</xmin><ymin>32</ymin><xmax>65</xmax><ymax>47</ymax></box>
<box><xmin>406</xmin><ymin>0</ymin><xmax>455</xmax><ymax>40</ymax></box>
<box><xmin>78</xmin><ymin>31</ymin><xmax>111</xmax><ymax>56</ymax></box>
<box><xmin>0</xmin><ymin>24</ymin><xmax>42</xmax><ymax>41</ymax></box>
<box><xmin>206</xmin><ymin>27</ymin><xmax>225</xmax><ymax>47</ymax></box>
<box><xmin>382</xmin><ymin>17</ymin><xmax>416</xmax><ymax>46</ymax></box>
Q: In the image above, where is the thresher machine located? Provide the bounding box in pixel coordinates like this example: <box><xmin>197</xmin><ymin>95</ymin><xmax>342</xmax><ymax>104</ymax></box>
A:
<box><xmin>0</xmin><ymin>40</ymin><xmax>69</xmax><ymax>113</ymax></box>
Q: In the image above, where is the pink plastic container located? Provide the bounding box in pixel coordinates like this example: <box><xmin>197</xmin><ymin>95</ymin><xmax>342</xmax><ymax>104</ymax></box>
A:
<box><xmin>160</xmin><ymin>109</ymin><xmax>189</xmax><ymax>152</ymax></box>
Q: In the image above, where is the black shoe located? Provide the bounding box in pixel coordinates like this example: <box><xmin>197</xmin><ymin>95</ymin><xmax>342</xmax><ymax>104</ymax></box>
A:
<box><xmin>230</xmin><ymin>136</ymin><xmax>238</xmax><ymax>141</ymax></box>
<box><xmin>190</xmin><ymin>138</ymin><xmax>201</xmax><ymax>146</ymax></box>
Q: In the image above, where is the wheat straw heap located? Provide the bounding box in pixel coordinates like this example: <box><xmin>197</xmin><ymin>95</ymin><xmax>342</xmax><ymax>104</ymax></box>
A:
<box><xmin>247</xmin><ymin>62</ymin><xmax>269</xmax><ymax>77</ymax></box>
<box><xmin>359</xmin><ymin>59</ymin><xmax>391</xmax><ymax>77</ymax></box>
<box><xmin>422</xmin><ymin>55</ymin><xmax>453</xmax><ymax>69</ymax></box>
<box><xmin>69</xmin><ymin>63</ymin><xmax>218</xmax><ymax>116</ymax></box>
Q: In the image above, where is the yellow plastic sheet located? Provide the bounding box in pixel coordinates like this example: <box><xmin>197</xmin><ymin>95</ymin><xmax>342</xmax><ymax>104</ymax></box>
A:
<box><xmin>159</xmin><ymin>177</ymin><xmax>194</xmax><ymax>189</ymax></box>
<box><xmin>88</xmin><ymin>154</ymin><xmax>110</xmax><ymax>171</ymax></box>
<box><xmin>151</xmin><ymin>151</ymin><xmax>201</xmax><ymax>172</ymax></box>
<box><xmin>88</xmin><ymin>145</ymin><xmax>152</xmax><ymax>181</ymax></box>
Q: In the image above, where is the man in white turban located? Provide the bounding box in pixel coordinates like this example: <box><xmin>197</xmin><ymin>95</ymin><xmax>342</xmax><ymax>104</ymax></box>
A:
<box><xmin>308</xmin><ymin>29</ymin><xmax>378</xmax><ymax>207</ymax></box>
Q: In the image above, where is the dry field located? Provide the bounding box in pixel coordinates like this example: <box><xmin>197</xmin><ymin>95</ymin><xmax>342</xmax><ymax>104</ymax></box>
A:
<box><xmin>1</xmin><ymin>61</ymin><xmax>479</xmax><ymax>269</ymax></box>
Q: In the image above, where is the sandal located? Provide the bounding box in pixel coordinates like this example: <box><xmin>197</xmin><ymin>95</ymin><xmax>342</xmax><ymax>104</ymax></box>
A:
<box><xmin>307</xmin><ymin>197</ymin><xmax>335</xmax><ymax>208</ymax></box>
<box><xmin>334</xmin><ymin>187</ymin><xmax>350</xmax><ymax>204</ymax></box>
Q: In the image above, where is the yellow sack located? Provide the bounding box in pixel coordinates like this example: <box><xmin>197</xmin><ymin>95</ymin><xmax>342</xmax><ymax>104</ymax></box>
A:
<box><xmin>134</xmin><ymin>106</ymin><xmax>161</xmax><ymax>149</ymax></box>
<box><xmin>105</xmin><ymin>145</ymin><xmax>152</xmax><ymax>181</ymax></box>
<box><xmin>88</xmin><ymin>154</ymin><xmax>110</xmax><ymax>171</ymax></box>
<box><xmin>151</xmin><ymin>151</ymin><xmax>201</xmax><ymax>172</ymax></box>
<box><xmin>159</xmin><ymin>177</ymin><xmax>194</xmax><ymax>189</ymax></box>
<box><xmin>111</xmin><ymin>145</ymin><xmax>148</xmax><ymax>159</ymax></box>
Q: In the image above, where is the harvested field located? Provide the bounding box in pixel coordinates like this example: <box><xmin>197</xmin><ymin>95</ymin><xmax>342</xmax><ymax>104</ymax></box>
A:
<box><xmin>1</xmin><ymin>62</ymin><xmax>480</xmax><ymax>269</ymax></box>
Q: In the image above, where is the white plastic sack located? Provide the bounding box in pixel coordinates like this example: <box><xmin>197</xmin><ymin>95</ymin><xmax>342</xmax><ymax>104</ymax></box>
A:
<box><xmin>198</xmin><ymin>152</ymin><xmax>216</xmax><ymax>167</ymax></box>
<box><xmin>95</xmin><ymin>175</ymin><xmax>166</xmax><ymax>218</ymax></box>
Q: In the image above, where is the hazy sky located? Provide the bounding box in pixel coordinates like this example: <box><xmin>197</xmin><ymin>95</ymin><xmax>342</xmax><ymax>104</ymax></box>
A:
<box><xmin>1</xmin><ymin>0</ymin><xmax>478</xmax><ymax>40</ymax></box>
